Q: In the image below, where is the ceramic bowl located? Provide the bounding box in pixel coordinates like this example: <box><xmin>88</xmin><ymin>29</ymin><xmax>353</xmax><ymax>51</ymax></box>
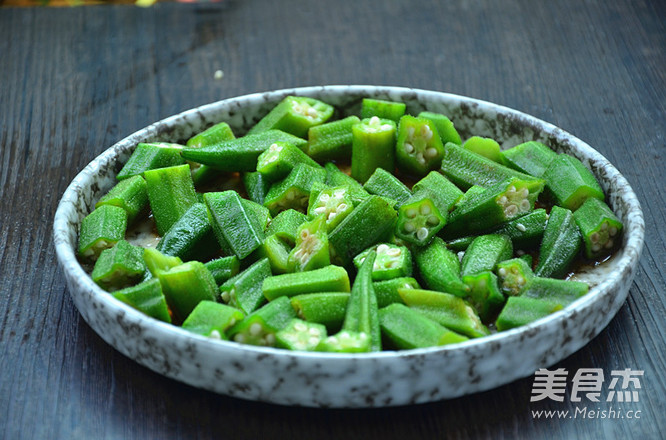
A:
<box><xmin>53</xmin><ymin>86</ymin><xmax>644</xmax><ymax>408</ymax></box>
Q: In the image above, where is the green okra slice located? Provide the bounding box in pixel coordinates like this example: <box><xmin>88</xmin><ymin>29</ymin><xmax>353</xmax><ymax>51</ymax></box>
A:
<box><xmin>316</xmin><ymin>330</ymin><xmax>371</xmax><ymax>353</ymax></box>
<box><xmin>181</xmin><ymin>129</ymin><xmax>307</xmax><ymax>172</ymax></box>
<box><xmin>500</xmin><ymin>141</ymin><xmax>557</xmax><ymax>178</ymax></box>
<box><xmin>460</xmin><ymin>234</ymin><xmax>513</xmax><ymax>278</ymax></box>
<box><xmin>307</xmin><ymin>115</ymin><xmax>360</xmax><ymax>162</ymax></box>
<box><xmin>373</xmin><ymin>277</ymin><xmax>420</xmax><ymax>308</ymax></box>
<box><xmin>395</xmin><ymin>115</ymin><xmax>445</xmax><ymax>177</ymax></box>
<box><xmin>95</xmin><ymin>175</ymin><xmax>148</xmax><ymax>224</ymax></box>
<box><xmin>78</xmin><ymin>205</ymin><xmax>128</xmax><ymax>261</ymax></box>
<box><xmin>521</xmin><ymin>277</ymin><xmax>589</xmax><ymax>307</ymax></box>
<box><xmin>144</xmin><ymin>164</ymin><xmax>197</xmax><ymax>236</ymax></box>
<box><xmin>462</xmin><ymin>136</ymin><xmax>502</xmax><ymax>163</ymax></box>
<box><xmin>496</xmin><ymin>257</ymin><xmax>534</xmax><ymax>296</ymax></box>
<box><xmin>116</xmin><ymin>142</ymin><xmax>185</xmax><ymax>181</ymax></box>
<box><xmin>360</xmin><ymin>98</ymin><xmax>406</xmax><ymax>123</ymax></box>
<box><xmin>220</xmin><ymin>258</ymin><xmax>271</xmax><ymax>314</ymax></box>
<box><xmin>251</xmin><ymin>234</ymin><xmax>292</xmax><ymax>274</ymax></box>
<box><xmin>573</xmin><ymin>197</ymin><xmax>623</xmax><ymax>259</ymax></box>
<box><xmin>398</xmin><ymin>288</ymin><xmax>489</xmax><ymax>338</ymax></box>
<box><xmin>351</xmin><ymin>116</ymin><xmax>397</xmax><ymax>184</ymax></box>
<box><xmin>256</xmin><ymin>141</ymin><xmax>320</xmax><ymax>182</ymax></box>
<box><xmin>341</xmin><ymin>251</ymin><xmax>381</xmax><ymax>352</ymax></box>
<box><xmin>542</xmin><ymin>154</ymin><xmax>604</xmax><ymax>210</ymax></box>
<box><xmin>495</xmin><ymin>296</ymin><xmax>563</xmax><ymax>331</ymax></box>
<box><xmin>418</xmin><ymin>111</ymin><xmax>462</xmax><ymax>146</ymax></box>
<box><xmin>353</xmin><ymin>243</ymin><xmax>412</xmax><ymax>281</ymax></box>
<box><xmin>204</xmin><ymin>255</ymin><xmax>240</xmax><ymax>285</ymax></box>
<box><xmin>440</xmin><ymin>142</ymin><xmax>543</xmax><ymax>190</ymax></box>
<box><xmin>242</xmin><ymin>171</ymin><xmax>271</xmax><ymax>205</ymax></box>
<box><xmin>490</xmin><ymin>208</ymin><xmax>548</xmax><ymax>249</ymax></box>
<box><xmin>290</xmin><ymin>292</ymin><xmax>350</xmax><ymax>332</ymax></box>
<box><xmin>446</xmin><ymin>236</ymin><xmax>475</xmax><ymax>252</ymax></box>
<box><xmin>307</xmin><ymin>185</ymin><xmax>355</xmax><ymax>232</ymax></box>
<box><xmin>181</xmin><ymin>300</ymin><xmax>245</xmax><ymax>340</ymax></box>
<box><xmin>263</xmin><ymin>163</ymin><xmax>327</xmax><ymax>215</ymax></box>
<box><xmin>363</xmin><ymin>168</ymin><xmax>412</xmax><ymax>207</ymax></box>
<box><xmin>265</xmin><ymin>209</ymin><xmax>307</xmax><ymax>245</ymax></box>
<box><xmin>204</xmin><ymin>191</ymin><xmax>265</xmax><ymax>260</ymax></box>
<box><xmin>157</xmin><ymin>261</ymin><xmax>219</xmax><ymax>323</ymax></box>
<box><xmin>248</xmin><ymin>96</ymin><xmax>335</xmax><ymax>138</ymax></box>
<box><xmin>112</xmin><ymin>278</ymin><xmax>171</xmax><ymax>323</ymax></box>
<box><xmin>461</xmin><ymin>271</ymin><xmax>506</xmax><ymax>323</ymax></box>
<box><xmin>379</xmin><ymin>303</ymin><xmax>468</xmax><ymax>350</ymax></box>
<box><xmin>534</xmin><ymin>205</ymin><xmax>582</xmax><ymax>278</ymax></box>
<box><xmin>413</xmin><ymin>237</ymin><xmax>469</xmax><ymax>297</ymax></box>
<box><xmin>324</xmin><ymin>162</ymin><xmax>371</xmax><ymax>205</ymax></box>
<box><xmin>92</xmin><ymin>240</ymin><xmax>146</xmax><ymax>291</ymax></box>
<box><xmin>186</xmin><ymin>121</ymin><xmax>236</xmax><ymax>185</ymax></box>
<box><xmin>453</xmin><ymin>185</ymin><xmax>486</xmax><ymax>210</ymax></box>
<box><xmin>328</xmin><ymin>195</ymin><xmax>397</xmax><ymax>268</ymax></box>
<box><xmin>275</xmin><ymin>319</ymin><xmax>328</xmax><ymax>351</ymax></box>
<box><xmin>156</xmin><ymin>203</ymin><xmax>219</xmax><ymax>262</ymax></box>
<box><xmin>412</xmin><ymin>171</ymin><xmax>464</xmax><ymax>214</ymax></box>
<box><xmin>262</xmin><ymin>265</ymin><xmax>351</xmax><ymax>301</ymax></box>
<box><xmin>241</xmin><ymin>198</ymin><xmax>271</xmax><ymax>232</ymax></box>
<box><xmin>228</xmin><ymin>296</ymin><xmax>297</xmax><ymax>347</ymax></box>
<box><xmin>143</xmin><ymin>248</ymin><xmax>183</xmax><ymax>277</ymax></box>
<box><xmin>287</xmin><ymin>215</ymin><xmax>330</xmax><ymax>272</ymax></box>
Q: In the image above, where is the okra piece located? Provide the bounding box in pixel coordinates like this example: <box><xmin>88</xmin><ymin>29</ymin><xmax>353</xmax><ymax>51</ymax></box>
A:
<box><xmin>353</xmin><ymin>243</ymin><xmax>412</xmax><ymax>281</ymax></box>
<box><xmin>111</xmin><ymin>278</ymin><xmax>171</xmax><ymax>323</ymax></box>
<box><xmin>542</xmin><ymin>154</ymin><xmax>604</xmax><ymax>210</ymax></box>
<box><xmin>373</xmin><ymin>277</ymin><xmax>420</xmax><ymax>308</ymax></box>
<box><xmin>496</xmin><ymin>257</ymin><xmax>534</xmax><ymax>296</ymax></box>
<box><xmin>316</xmin><ymin>330</ymin><xmax>371</xmax><ymax>353</ymax></box>
<box><xmin>573</xmin><ymin>197</ymin><xmax>623</xmax><ymax>259</ymax></box>
<box><xmin>157</xmin><ymin>261</ymin><xmax>219</xmax><ymax>323</ymax></box>
<box><xmin>228</xmin><ymin>296</ymin><xmax>297</xmax><ymax>347</ymax></box>
<box><xmin>395</xmin><ymin>115</ymin><xmax>445</xmax><ymax>177</ymax></box>
<box><xmin>181</xmin><ymin>129</ymin><xmax>307</xmax><ymax>172</ymax></box>
<box><xmin>116</xmin><ymin>142</ymin><xmax>185</xmax><ymax>181</ymax></box>
<box><xmin>307</xmin><ymin>115</ymin><xmax>360</xmax><ymax>162</ymax></box>
<box><xmin>256</xmin><ymin>141</ymin><xmax>320</xmax><ymax>182</ymax></box>
<box><xmin>341</xmin><ymin>251</ymin><xmax>381</xmax><ymax>352</ymax></box>
<box><xmin>521</xmin><ymin>277</ymin><xmax>589</xmax><ymax>307</ymax></box>
<box><xmin>275</xmin><ymin>319</ymin><xmax>328</xmax><ymax>351</ymax></box>
<box><xmin>462</xmin><ymin>136</ymin><xmax>502</xmax><ymax>163</ymax></box>
<box><xmin>220</xmin><ymin>258</ymin><xmax>271</xmax><ymax>315</ymax></box>
<box><xmin>379</xmin><ymin>303</ymin><xmax>468</xmax><ymax>350</ymax></box>
<box><xmin>265</xmin><ymin>209</ymin><xmax>307</xmax><ymax>245</ymax></box>
<box><xmin>446</xmin><ymin>236</ymin><xmax>475</xmax><ymax>252</ymax></box>
<box><xmin>204</xmin><ymin>191</ymin><xmax>265</xmax><ymax>259</ymax></box>
<box><xmin>491</xmin><ymin>208</ymin><xmax>548</xmax><ymax>249</ymax></box>
<box><xmin>95</xmin><ymin>175</ymin><xmax>148</xmax><ymax>224</ymax></box>
<box><xmin>92</xmin><ymin>240</ymin><xmax>146</xmax><ymax>291</ymax></box>
<box><xmin>262</xmin><ymin>265</ymin><xmax>351</xmax><ymax>301</ymax></box>
<box><xmin>440</xmin><ymin>142</ymin><xmax>543</xmax><ymax>190</ymax></box>
<box><xmin>418</xmin><ymin>111</ymin><xmax>462</xmax><ymax>146</ymax></box>
<box><xmin>181</xmin><ymin>300</ymin><xmax>245</xmax><ymax>340</ymax></box>
<box><xmin>453</xmin><ymin>185</ymin><xmax>486</xmax><ymax>210</ymax></box>
<box><xmin>252</xmin><ymin>234</ymin><xmax>292</xmax><ymax>274</ymax></box>
<box><xmin>156</xmin><ymin>203</ymin><xmax>219</xmax><ymax>262</ymax></box>
<box><xmin>535</xmin><ymin>205</ymin><xmax>582</xmax><ymax>278</ymax></box>
<box><xmin>398</xmin><ymin>288</ymin><xmax>489</xmax><ymax>338</ymax></box>
<box><xmin>500</xmin><ymin>141</ymin><xmax>557</xmax><ymax>178</ymax></box>
<box><xmin>186</xmin><ymin>121</ymin><xmax>236</xmax><ymax>185</ymax></box>
<box><xmin>204</xmin><ymin>255</ymin><xmax>240</xmax><ymax>285</ymax></box>
<box><xmin>495</xmin><ymin>296</ymin><xmax>563</xmax><ymax>331</ymax></box>
<box><xmin>263</xmin><ymin>164</ymin><xmax>327</xmax><ymax>215</ymax></box>
<box><xmin>328</xmin><ymin>195</ymin><xmax>397</xmax><ymax>268</ymax></box>
<box><xmin>241</xmin><ymin>198</ymin><xmax>271</xmax><ymax>232</ymax></box>
<box><xmin>461</xmin><ymin>271</ymin><xmax>506</xmax><ymax>322</ymax></box>
<box><xmin>144</xmin><ymin>164</ymin><xmax>197</xmax><ymax>236</ymax></box>
<box><xmin>413</xmin><ymin>237</ymin><xmax>469</xmax><ymax>297</ymax></box>
<box><xmin>363</xmin><ymin>168</ymin><xmax>412</xmax><ymax>207</ymax></box>
<box><xmin>411</xmin><ymin>171</ymin><xmax>464</xmax><ymax>214</ymax></box>
<box><xmin>242</xmin><ymin>171</ymin><xmax>271</xmax><ymax>205</ymax></box>
<box><xmin>460</xmin><ymin>234</ymin><xmax>513</xmax><ymax>278</ymax></box>
<box><xmin>395</xmin><ymin>193</ymin><xmax>451</xmax><ymax>246</ymax></box>
<box><xmin>290</xmin><ymin>292</ymin><xmax>350</xmax><ymax>332</ymax></box>
<box><xmin>360</xmin><ymin>98</ymin><xmax>406</xmax><ymax>123</ymax></box>
<box><xmin>351</xmin><ymin>116</ymin><xmax>397</xmax><ymax>183</ymax></box>
<box><xmin>307</xmin><ymin>186</ymin><xmax>354</xmax><ymax>231</ymax></box>
<box><xmin>78</xmin><ymin>205</ymin><xmax>128</xmax><ymax>260</ymax></box>
<box><xmin>248</xmin><ymin>96</ymin><xmax>335</xmax><ymax>138</ymax></box>
<box><xmin>287</xmin><ymin>215</ymin><xmax>330</xmax><ymax>272</ymax></box>
<box><xmin>143</xmin><ymin>248</ymin><xmax>183</xmax><ymax>277</ymax></box>
<box><xmin>324</xmin><ymin>162</ymin><xmax>371</xmax><ymax>205</ymax></box>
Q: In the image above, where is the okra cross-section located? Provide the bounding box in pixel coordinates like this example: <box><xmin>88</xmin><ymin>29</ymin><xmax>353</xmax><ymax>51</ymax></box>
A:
<box><xmin>181</xmin><ymin>301</ymin><xmax>245</xmax><ymax>340</ymax></box>
<box><xmin>496</xmin><ymin>257</ymin><xmax>534</xmax><ymax>296</ymax></box>
<box><xmin>396</xmin><ymin>115</ymin><xmax>445</xmax><ymax>177</ymax></box>
<box><xmin>263</xmin><ymin>164</ymin><xmax>326</xmax><ymax>215</ymax></box>
<box><xmin>395</xmin><ymin>194</ymin><xmax>446</xmax><ymax>246</ymax></box>
<box><xmin>573</xmin><ymin>197</ymin><xmax>623</xmax><ymax>259</ymax></box>
<box><xmin>256</xmin><ymin>141</ymin><xmax>320</xmax><ymax>182</ymax></box>
<box><xmin>227</xmin><ymin>296</ymin><xmax>297</xmax><ymax>347</ymax></box>
<box><xmin>351</xmin><ymin>116</ymin><xmax>397</xmax><ymax>183</ymax></box>
<box><xmin>353</xmin><ymin>243</ymin><xmax>412</xmax><ymax>281</ymax></box>
<box><xmin>275</xmin><ymin>319</ymin><xmax>328</xmax><ymax>351</ymax></box>
<box><xmin>288</xmin><ymin>215</ymin><xmax>330</xmax><ymax>272</ymax></box>
<box><xmin>307</xmin><ymin>185</ymin><xmax>354</xmax><ymax>232</ymax></box>
<box><xmin>248</xmin><ymin>96</ymin><xmax>335</xmax><ymax>138</ymax></box>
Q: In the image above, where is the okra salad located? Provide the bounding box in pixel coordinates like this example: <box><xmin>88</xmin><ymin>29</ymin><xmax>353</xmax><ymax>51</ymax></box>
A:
<box><xmin>78</xmin><ymin>96</ymin><xmax>623</xmax><ymax>352</ymax></box>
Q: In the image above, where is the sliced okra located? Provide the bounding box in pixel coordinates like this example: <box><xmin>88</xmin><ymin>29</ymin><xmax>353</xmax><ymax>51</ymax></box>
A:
<box><xmin>395</xmin><ymin>115</ymin><xmax>445</xmax><ymax>177</ymax></box>
<box><xmin>460</xmin><ymin>234</ymin><xmax>513</xmax><ymax>278</ymax></box>
<box><xmin>363</xmin><ymin>168</ymin><xmax>412</xmax><ymax>207</ymax></box>
<box><xmin>542</xmin><ymin>154</ymin><xmax>604</xmax><ymax>210</ymax></box>
<box><xmin>241</xmin><ymin>198</ymin><xmax>271</xmax><ymax>232</ymax></box>
<box><xmin>247</xmin><ymin>96</ymin><xmax>335</xmax><ymax>138</ymax></box>
<box><xmin>360</xmin><ymin>98</ymin><xmax>406</xmax><ymax>122</ymax></box>
<box><xmin>307</xmin><ymin>185</ymin><xmax>354</xmax><ymax>232</ymax></box>
<box><xmin>373</xmin><ymin>277</ymin><xmax>420</xmax><ymax>308</ymax></box>
<box><xmin>379</xmin><ymin>303</ymin><xmax>468</xmax><ymax>350</ymax></box>
<box><xmin>143</xmin><ymin>247</ymin><xmax>183</xmax><ymax>277</ymax></box>
<box><xmin>228</xmin><ymin>296</ymin><xmax>297</xmax><ymax>347</ymax></box>
<box><xmin>116</xmin><ymin>142</ymin><xmax>185</xmax><ymax>181</ymax></box>
<box><xmin>186</xmin><ymin>122</ymin><xmax>236</xmax><ymax>185</ymax></box>
<box><xmin>156</xmin><ymin>203</ymin><xmax>219</xmax><ymax>262</ymax></box>
<box><xmin>256</xmin><ymin>141</ymin><xmax>320</xmax><ymax>182</ymax></box>
<box><xmin>265</xmin><ymin>209</ymin><xmax>307</xmax><ymax>245</ymax></box>
<box><xmin>288</xmin><ymin>215</ymin><xmax>330</xmax><ymax>272</ymax></box>
<box><xmin>500</xmin><ymin>141</ymin><xmax>557</xmax><ymax>178</ymax></box>
<box><xmin>521</xmin><ymin>277</ymin><xmax>589</xmax><ymax>307</ymax></box>
<box><xmin>307</xmin><ymin>115</ymin><xmax>360</xmax><ymax>162</ymax></box>
<box><xmin>461</xmin><ymin>271</ymin><xmax>506</xmax><ymax>323</ymax></box>
<box><xmin>263</xmin><ymin>163</ymin><xmax>327</xmax><ymax>215</ymax></box>
<box><xmin>496</xmin><ymin>257</ymin><xmax>534</xmax><ymax>296</ymax></box>
<box><xmin>242</xmin><ymin>171</ymin><xmax>271</xmax><ymax>205</ymax></box>
<box><xmin>220</xmin><ymin>258</ymin><xmax>271</xmax><ymax>314</ymax></box>
<box><xmin>417</xmin><ymin>111</ymin><xmax>462</xmax><ymax>146</ymax></box>
<box><xmin>353</xmin><ymin>243</ymin><xmax>412</xmax><ymax>281</ymax></box>
<box><xmin>491</xmin><ymin>208</ymin><xmax>548</xmax><ymax>249</ymax></box>
<box><xmin>204</xmin><ymin>255</ymin><xmax>240</xmax><ymax>285</ymax></box>
<box><xmin>78</xmin><ymin>205</ymin><xmax>128</xmax><ymax>261</ymax></box>
<box><xmin>262</xmin><ymin>265</ymin><xmax>351</xmax><ymax>301</ymax></box>
<box><xmin>453</xmin><ymin>185</ymin><xmax>486</xmax><ymax>210</ymax></box>
<box><xmin>316</xmin><ymin>330</ymin><xmax>371</xmax><ymax>353</ymax></box>
<box><xmin>446</xmin><ymin>236</ymin><xmax>475</xmax><ymax>252</ymax></box>
<box><xmin>324</xmin><ymin>162</ymin><xmax>371</xmax><ymax>205</ymax></box>
<box><xmin>413</xmin><ymin>237</ymin><xmax>469</xmax><ymax>297</ymax></box>
<box><xmin>341</xmin><ymin>251</ymin><xmax>381</xmax><ymax>352</ymax></box>
<box><xmin>412</xmin><ymin>171</ymin><xmax>464</xmax><ymax>214</ymax></box>
<box><xmin>92</xmin><ymin>240</ymin><xmax>146</xmax><ymax>291</ymax></box>
<box><xmin>462</xmin><ymin>136</ymin><xmax>502</xmax><ymax>163</ymax></box>
<box><xmin>157</xmin><ymin>260</ymin><xmax>219</xmax><ymax>323</ymax></box>
<box><xmin>112</xmin><ymin>278</ymin><xmax>171</xmax><ymax>323</ymax></box>
<box><xmin>275</xmin><ymin>319</ymin><xmax>328</xmax><ymax>351</ymax></box>
<box><xmin>290</xmin><ymin>292</ymin><xmax>350</xmax><ymax>332</ymax></box>
<box><xmin>144</xmin><ymin>164</ymin><xmax>197</xmax><ymax>236</ymax></box>
<box><xmin>251</xmin><ymin>234</ymin><xmax>292</xmax><ymax>274</ymax></box>
<box><xmin>495</xmin><ymin>296</ymin><xmax>563</xmax><ymax>331</ymax></box>
<box><xmin>95</xmin><ymin>175</ymin><xmax>148</xmax><ymax>224</ymax></box>
<box><xmin>573</xmin><ymin>197</ymin><xmax>623</xmax><ymax>259</ymax></box>
<box><xmin>181</xmin><ymin>300</ymin><xmax>245</xmax><ymax>340</ymax></box>
<box><xmin>351</xmin><ymin>116</ymin><xmax>397</xmax><ymax>184</ymax></box>
<box><xmin>395</xmin><ymin>196</ymin><xmax>446</xmax><ymax>247</ymax></box>
<box><xmin>534</xmin><ymin>205</ymin><xmax>582</xmax><ymax>278</ymax></box>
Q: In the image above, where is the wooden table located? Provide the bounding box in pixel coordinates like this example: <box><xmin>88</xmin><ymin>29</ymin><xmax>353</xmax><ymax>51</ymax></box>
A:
<box><xmin>1</xmin><ymin>1</ymin><xmax>664</xmax><ymax>438</ymax></box>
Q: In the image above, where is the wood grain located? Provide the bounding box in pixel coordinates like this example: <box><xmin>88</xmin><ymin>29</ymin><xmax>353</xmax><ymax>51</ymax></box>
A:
<box><xmin>1</xmin><ymin>1</ymin><xmax>664</xmax><ymax>438</ymax></box>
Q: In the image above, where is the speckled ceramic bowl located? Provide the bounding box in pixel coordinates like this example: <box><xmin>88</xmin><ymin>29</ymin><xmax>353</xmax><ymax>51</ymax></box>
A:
<box><xmin>54</xmin><ymin>86</ymin><xmax>644</xmax><ymax>408</ymax></box>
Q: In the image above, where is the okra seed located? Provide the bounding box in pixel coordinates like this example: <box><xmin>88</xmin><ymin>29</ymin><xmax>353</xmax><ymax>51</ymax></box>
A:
<box><xmin>313</xmin><ymin>206</ymin><xmax>326</xmax><ymax>215</ymax></box>
<box><xmin>601</xmin><ymin>222</ymin><xmax>609</xmax><ymax>231</ymax></box>
<box><xmin>319</xmin><ymin>193</ymin><xmax>331</xmax><ymax>202</ymax></box>
<box><xmin>337</xmin><ymin>203</ymin><xmax>348</xmax><ymax>212</ymax></box>
<box><xmin>406</xmin><ymin>208</ymin><xmax>417</xmax><ymax>218</ymax></box>
<box><xmin>327</xmin><ymin>212</ymin><xmax>337</xmax><ymax>221</ymax></box>
<box><xmin>403</xmin><ymin>222</ymin><xmax>416</xmax><ymax>232</ymax></box>
<box><xmin>416</xmin><ymin>227</ymin><xmax>429</xmax><ymax>241</ymax></box>
<box><xmin>308</xmin><ymin>336</ymin><xmax>319</xmax><ymax>346</ymax></box>
<box><xmin>234</xmin><ymin>334</ymin><xmax>245</xmax><ymax>343</ymax></box>
<box><xmin>516</xmin><ymin>223</ymin><xmax>527</xmax><ymax>232</ymax></box>
<box><xmin>516</xmin><ymin>250</ymin><xmax>525</xmax><ymax>256</ymax></box>
<box><xmin>416</xmin><ymin>153</ymin><xmax>426</xmax><ymax>164</ymax></box>
<box><xmin>286</xmin><ymin>190</ymin><xmax>295</xmax><ymax>200</ymax></box>
<box><xmin>377</xmin><ymin>244</ymin><xmax>390</xmax><ymax>253</ymax></box>
<box><xmin>373</xmin><ymin>262</ymin><xmax>382</xmax><ymax>271</ymax></box>
<box><xmin>420</xmin><ymin>204</ymin><xmax>431</xmax><ymax>215</ymax></box>
<box><xmin>221</xmin><ymin>291</ymin><xmax>231</xmax><ymax>303</ymax></box>
<box><xmin>329</xmin><ymin>336</ymin><xmax>339</xmax><ymax>345</ymax></box>
<box><xmin>517</xmin><ymin>276</ymin><xmax>525</xmax><ymax>285</ymax></box>
<box><xmin>369</xmin><ymin>116</ymin><xmax>381</xmax><ymax>126</ymax></box>
<box><xmin>265</xmin><ymin>334</ymin><xmax>276</xmax><ymax>345</ymax></box>
<box><xmin>605</xmin><ymin>240</ymin><xmax>614</xmax><ymax>249</ymax></box>
<box><xmin>590</xmin><ymin>232</ymin><xmax>600</xmax><ymax>243</ymax></box>
<box><xmin>407</xmin><ymin>126</ymin><xmax>415</xmax><ymax>138</ymax></box>
<box><xmin>425</xmin><ymin>147</ymin><xmax>438</xmax><ymax>159</ymax></box>
<box><xmin>229</xmin><ymin>318</ymin><xmax>237</xmax><ymax>326</ymax></box>
<box><xmin>249</xmin><ymin>323</ymin><xmax>262</xmax><ymax>336</ymax></box>
<box><xmin>426</xmin><ymin>216</ymin><xmax>440</xmax><ymax>226</ymax></box>
<box><xmin>381</xmin><ymin>124</ymin><xmax>393</xmax><ymax>131</ymax></box>
<box><xmin>307</xmin><ymin>107</ymin><xmax>318</xmax><ymax>118</ymax></box>
<box><xmin>609</xmin><ymin>226</ymin><xmax>618</xmax><ymax>236</ymax></box>
<box><xmin>404</xmin><ymin>143</ymin><xmax>415</xmax><ymax>154</ymax></box>
<box><xmin>294</xmin><ymin>322</ymin><xmax>307</xmax><ymax>332</ymax></box>
<box><xmin>592</xmin><ymin>243</ymin><xmax>602</xmax><ymax>252</ymax></box>
<box><xmin>334</xmin><ymin>189</ymin><xmax>346</xmax><ymax>197</ymax></box>
<box><xmin>521</xmin><ymin>188</ymin><xmax>529</xmax><ymax>197</ymax></box>
<box><xmin>420</xmin><ymin>124</ymin><xmax>433</xmax><ymax>140</ymax></box>
<box><xmin>519</xmin><ymin>200</ymin><xmax>531</xmax><ymax>211</ymax></box>
<box><xmin>386</xmin><ymin>247</ymin><xmax>401</xmax><ymax>257</ymax></box>
<box><xmin>507</xmin><ymin>185</ymin><xmax>516</xmax><ymax>194</ymax></box>
<box><xmin>498</xmin><ymin>268</ymin><xmax>507</xmax><ymax>277</ymax></box>
<box><xmin>504</xmin><ymin>205</ymin><xmax>518</xmax><ymax>217</ymax></box>
<box><xmin>499</xmin><ymin>196</ymin><xmax>508</xmax><ymax>205</ymax></box>
<box><xmin>209</xmin><ymin>330</ymin><xmax>222</xmax><ymax>340</ymax></box>
<box><xmin>308</xmin><ymin>327</ymin><xmax>320</xmax><ymax>336</ymax></box>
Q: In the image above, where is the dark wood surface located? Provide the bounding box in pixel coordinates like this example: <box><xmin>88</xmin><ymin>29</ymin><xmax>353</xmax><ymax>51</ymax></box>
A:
<box><xmin>1</xmin><ymin>1</ymin><xmax>664</xmax><ymax>438</ymax></box>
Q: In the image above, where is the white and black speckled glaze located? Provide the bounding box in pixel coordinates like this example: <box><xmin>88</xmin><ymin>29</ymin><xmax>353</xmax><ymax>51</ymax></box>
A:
<box><xmin>53</xmin><ymin>86</ymin><xmax>644</xmax><ymax>408</ymax></box>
